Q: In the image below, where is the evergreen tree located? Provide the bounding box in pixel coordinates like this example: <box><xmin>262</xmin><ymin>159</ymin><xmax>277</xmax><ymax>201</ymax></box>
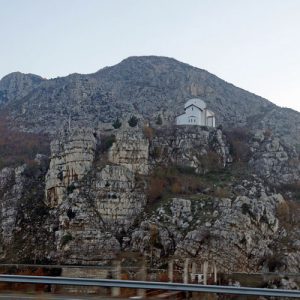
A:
<box><xmin>112</xmin><ymin>118</ymin><xmax>122</xmax><ymax>129</ymax></box>
<box><xmin>156</xmin><ymin>115</ymin><xmax>163</xmax><ymax>125</ymax></box>
<box><xmin>128</xmin><ymin>115</ymin><xmax>138</xmax><ymax>127</ymax></box>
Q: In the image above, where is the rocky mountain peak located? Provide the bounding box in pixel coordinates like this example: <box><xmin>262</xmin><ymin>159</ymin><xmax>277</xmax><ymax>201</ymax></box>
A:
<box><xmin>0</xmin><ymin>56</ymin><xmax>299</xmax><ymax>146</ymax></box>
<box><xmin>0</xmin><ymin>71</ymin><xmax>44</xmax><ymax>105</ymax></box>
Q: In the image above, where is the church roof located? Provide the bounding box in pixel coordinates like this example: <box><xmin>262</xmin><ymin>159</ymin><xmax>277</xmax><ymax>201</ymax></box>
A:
<box><xmin>184</xmin><ymin>98</ymin><xmax>207</xmax><ymax>110</ymax></box>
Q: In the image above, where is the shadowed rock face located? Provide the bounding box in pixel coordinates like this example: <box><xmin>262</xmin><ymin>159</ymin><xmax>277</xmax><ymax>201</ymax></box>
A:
<box><xmin>1</xmin><ymin>56</ymin><xmax>300</xmax><ymax>146</ymax></box>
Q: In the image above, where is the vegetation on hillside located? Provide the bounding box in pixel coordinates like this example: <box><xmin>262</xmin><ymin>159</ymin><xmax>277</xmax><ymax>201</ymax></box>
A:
<box><xmin>0</xmin><ymin>114</ymin><xmax>50</xmax><ymax>169</ymax></box>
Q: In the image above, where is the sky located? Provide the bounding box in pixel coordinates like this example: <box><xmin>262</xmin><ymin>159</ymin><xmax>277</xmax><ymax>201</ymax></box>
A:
<box><xmin>1</xmin><ymin>0</ymin><xmax>300</xmax><ymax>111</ymax></box>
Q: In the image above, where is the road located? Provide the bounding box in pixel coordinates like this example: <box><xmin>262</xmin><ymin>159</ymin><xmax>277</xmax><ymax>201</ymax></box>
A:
<box><xmin>0</xmin><ymin>294</ymin><xmax>125</xmax><ymax>300</ymax></box>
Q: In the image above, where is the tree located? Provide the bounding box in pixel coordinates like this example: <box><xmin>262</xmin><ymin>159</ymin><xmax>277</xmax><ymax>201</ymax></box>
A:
<box><xmin>112</xmin><ymin>118</ymin><xmax>122</xmax><ymax>129</ymax></box>
<box><xmin>128</xmin><ymin>115</ymin><xmax>138</xmax><ymax>127</ymax></box>
<box><xmin>156</xmin><ymin>115</ymin><xmax>163</xmax><ymax>125</ymax></box>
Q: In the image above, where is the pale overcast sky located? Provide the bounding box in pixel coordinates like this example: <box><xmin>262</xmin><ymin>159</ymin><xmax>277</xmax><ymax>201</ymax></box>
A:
<box><xmin>1</xmin><ymin>0</ymin><xmax>300</xmax><ymax>111</ymax></box>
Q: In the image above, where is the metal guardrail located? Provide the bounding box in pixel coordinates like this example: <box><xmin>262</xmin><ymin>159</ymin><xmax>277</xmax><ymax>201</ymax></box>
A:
<box><xmin>0</xmin><ymin>275</ymin><xmax>300</xmax><ymax>298</ymax></box>
<box><xmin>0</xmin><ymin>263</ymin><xmax>139</xmax><ymax>270</ymax></box>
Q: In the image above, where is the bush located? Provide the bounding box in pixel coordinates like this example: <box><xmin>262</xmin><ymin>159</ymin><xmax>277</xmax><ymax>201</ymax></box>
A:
<box><xmin>267</xmin><ymin>255</ymin><xmax>283</xmax><ymax>272</ymax></box>
<box><xmin>176</xmin><ymin>165</ymin><xmax>195</xmax><ymax>175</ymax></box>
<box><xmin>201</xmin><ymin>151</ymin><xmax>222</xmax><ymax>173</ymax></box>
<box><xmin>264</xmin><ymin>128</ymin><xmax>272</xmax><ymax>138</ymax></box>
<box><xmin>214</xmin><ymin>186</ymin><xmax>230</xmax><ymax>198</ymax></box>
<box><xmin>0</xmin><ymin>114</ymin><xmax>50</xmax><ymax>168</ymax></box>
<box><xmin>225</xmin><ymin>128</ymin><xmax>251</xmax><ymax>162</ymax></box>
<box><xmin>171</xmin><ymin>180</ymin><xmax>182</xmax><ymax>194</ymax></box>
<box><xmin>61</xmin><ymin>233</ymin><xmax>73</xmax><ymax>246</ymax></box>
<box><xmin>147</xmin><ymin>166</ymin><xmax>207</xmax><ymax>203</ymax></box>
<box><xmin>98</xmin><ymin>134</ymin><xmax>116</xmax><ymax>153</ymax></box>
<box><xmin>128</xmin><ymin>115</ymin><xmax>138</xmax><ymax>127</ymax></box>
<box><xmin>66</xmin><ymin>184</ymin><xmax>76</xmax><ymax>194</ymax></box>
<box><xmin>67</xmin><ymin>208</ymin><xmax>76</xmax><ymax>219</ymax></box>
<box><xmin>148</xmin><ymin>177</ymin><xmax>166</xmax><ymax>202</ymax></box>
<box><xmin>112</xmin><ymin>118</ymin><xmax>122</xmax><ymax>129</ymax></box>
<box><xmin>152</xmin><ymin>146</ymin><xmax>163</xmax><ymax>159</ymax></box>
<box><xmin>156</xmin><ymin>115</ymin><xmax>163</xmax><ymax>125</ymax></box>
<box><xmin>143</xmin><ymin>126</ymin><xmax>154</xmax><ymax>140</ymax></box>
<box><xmin>279</xmin><ymin>181</ymin><xmax>300</xmax><ymax>201</ymax></box>
<box><xmin>277</xmin><ymin>200</ymin><xmax>300</xmax><ymax>227</ymax></box>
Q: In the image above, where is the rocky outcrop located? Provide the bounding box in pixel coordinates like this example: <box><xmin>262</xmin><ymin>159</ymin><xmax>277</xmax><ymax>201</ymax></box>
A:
<box><xmin>43</xmin><ymin>128</ymin><xmax>147</xmax><ymax>263</ymax></box>
<box><xmin>150</xmin><ymin>126</ymin><xmax>231</xmax><ymax>173</ymax></box>
<box><xmin>91</xmin><ymin>165</ymin><xmax>146</xmax><ymax>230</ymax></box>
<box><xmin>0</xmin><ymin>72</ymin><xmax>44</xmax><ymax>105</ymax></box>
<box><xmin>45</xmin><ymin>128</ymin><xmax>96</xmax><ymax>207</ymax></box>
<box><xmin>130</xmin><ymin>176</ymin><xmax>295</xmax><ymax>273</ymax></box>
<box><xmin>0</xmin><ymin>158</ymin><xmax>51</xmax><ymax>262</ymax></box>
<box><xmin>249</xmin><ymin>130</ymin><xmax>300</xmax><ymax>185</ymax></box>
<box><xmin>108</xmin><ymin>130</ymin><xmax>149</xmax><ymax>175</ymax></box>
<box><xmin>0</xmin><ymin>167</ymin><xmax>20</xmax><ymax>250</ymax></box>
<box><xmin>51</xmin><ymin>190</ymin><xmax>120</xmax><ymax>265</ymax></box>
<box><xmin>176</xmin><ymin>191</ymin><xmax>283</xmax><ymax>272</ymax></box>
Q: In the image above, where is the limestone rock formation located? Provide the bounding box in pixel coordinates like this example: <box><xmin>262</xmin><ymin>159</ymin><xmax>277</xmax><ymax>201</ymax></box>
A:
<box><xmin>249</xmin><ymin>130</ymin><xmax>300</xmax><ymax>185</ymax></box>
<box><xmin>150</xmin><ymin>126</ymin><xmax>231</xmax><ymax>173</ymax></box>
<box><xmin>0</xmin><ymin>166</ymin><xmax>22</xmax><ymax>248</ymax></box>
<box><xmin>45</xmin><ymin>128</ymin><xmax>96</xmax><ymax>207</ymax></box>
<box><xmin>0</xmin><ymin>159</ymin><xmax>52</xmax><ymax>262</ymax></box>
<box><xmin>91</xmin><ymin>165</ymin><xmax>146</xmax><ymax>230</ymax></box>
<box><xmin>0</xmin><ymin>72</ymin><xmax>44</xmax><ymax>105</ymax></box>
<box><xmin>130</xmin><ymin>177</ymin><xmax>293</xmax><ymax>273</ymax></box>
<box><xmin>108</xmin><ymin>130</ymin><xmax>149</xmax><ymax>175</ymax></box>
<box><xmin>51</xmin><ymin>190</ymin><xmax>120</xmax><ymax>265</ymax></box>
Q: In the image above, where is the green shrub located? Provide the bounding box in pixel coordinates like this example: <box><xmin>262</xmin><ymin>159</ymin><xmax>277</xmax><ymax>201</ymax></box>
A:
<box><xmin>225</xmin><ymin>128</ymin><xmax>251</xmax><ymax>162</ymax></box>
<box><xmin>152</xmin><ymin>146</ymin><xmax>162</xmax><ymax>159</ymax></box>
<box><xmin>61</xmin><ymin>233</ymin><xmax>73</xmax><ymax>246</ymax></box>
<box><xmin>99</xmin><ymin>134</ymin><xmax>116</xmax><ymax>153</ymax></box>
<box><xmin>176</xmin><ymin>165</ymin><xmax>195</xmax><ymax>175</ymax></box>
<box><xmin>156</xmin><ymin>115</ymin><xmax>163</xmax><ymax>125</ymax></box>
<box><xmin>112</xmin><ymin>118</ymin><xmax>122</xmax><ymax>129</ymax></box>
<box><xmin>66</xmin><ymin>184</ymin><xmax>76</xmax><ymax>194</ymax></box>
<box><xmin>128</xmin><ymin>116</ymin><xmax>138</xmax><ymax>127</ymax></box>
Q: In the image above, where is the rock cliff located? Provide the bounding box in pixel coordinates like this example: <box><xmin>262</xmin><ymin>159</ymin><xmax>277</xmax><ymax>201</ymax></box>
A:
<box><xmin>0</xmin><ymin>72</ymin><xmax>44</xmax><ymax>105</ymax></box>
<box><xmin>249</xmin><ymin>130</ymin><xmax>300</xmax><ymax>185</ymax></box>
<box><xmin>45</xmin><ymin>128</ymin><xmax>96</xmax><ymax>207</ymax></box>
<box><xmin>0</xmin><ymin>124</ymin><xmax>298</xmax><ymax>273</ymax></box>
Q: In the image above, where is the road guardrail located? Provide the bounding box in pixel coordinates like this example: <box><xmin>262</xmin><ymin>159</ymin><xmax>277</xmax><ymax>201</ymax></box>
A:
<box><xmin>0</xmin><ymin>274</ymin><xmax>299</xmax><ymax>298</ymax></box>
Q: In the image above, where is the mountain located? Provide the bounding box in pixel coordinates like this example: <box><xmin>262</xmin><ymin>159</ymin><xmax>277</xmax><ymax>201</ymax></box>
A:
<box><xmin>0</xmin><ymin>72</ymin><xmax>44</xmax><ymax>105</ymax></box>
<box><xmin>1</xmin><ymin>57</ymin><xmax>300</xmax><ymax>275</ymax></box>
<box><xmin>0</xmin><ymin>56</ymin><xmax>299</xmax><ymax>145</ymax></box>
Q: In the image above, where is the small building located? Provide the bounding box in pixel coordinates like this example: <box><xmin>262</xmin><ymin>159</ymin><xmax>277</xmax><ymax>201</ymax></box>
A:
<box><xmin>176</xmin><ymin>98</ymin><xmax>215</xmax><ymax>127</ymax></box>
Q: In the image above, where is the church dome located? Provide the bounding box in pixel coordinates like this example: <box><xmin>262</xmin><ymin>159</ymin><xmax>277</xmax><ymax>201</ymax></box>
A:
<box><xmin>184</xmin><ymin>98</ymin><xmax>207</xmax><ymax>110</ymax></box>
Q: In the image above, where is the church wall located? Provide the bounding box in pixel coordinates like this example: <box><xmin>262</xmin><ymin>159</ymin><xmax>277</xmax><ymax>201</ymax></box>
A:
<box><xmin>176</xmin><ymin>100</ymin><xmax>215</xmax><ymax>127</ymax></box>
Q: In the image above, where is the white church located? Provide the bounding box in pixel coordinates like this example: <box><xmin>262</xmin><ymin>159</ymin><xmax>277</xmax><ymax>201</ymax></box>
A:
<box><xmin>176</xmin><ymin>98</ymin><xmax>215</xmax><ymax>127</ymax></box>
